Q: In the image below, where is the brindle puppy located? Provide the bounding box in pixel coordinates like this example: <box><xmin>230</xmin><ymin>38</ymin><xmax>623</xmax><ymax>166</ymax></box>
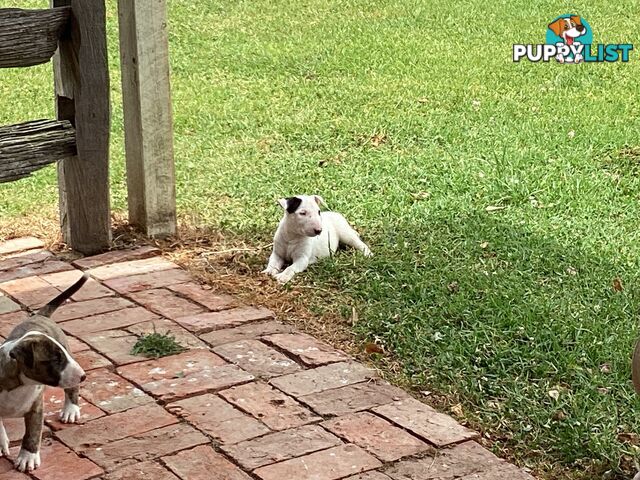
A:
<box><xmin>0</xmin><ymin>273</ymin><xmax>88</xmax><ymax>472</ymax></box>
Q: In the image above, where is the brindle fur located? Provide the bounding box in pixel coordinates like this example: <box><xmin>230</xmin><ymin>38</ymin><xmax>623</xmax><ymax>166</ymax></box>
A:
<box><xmin>0</xmin><ymin>273</ymin><xmax>88</xmax><ymax>471</ymax></box>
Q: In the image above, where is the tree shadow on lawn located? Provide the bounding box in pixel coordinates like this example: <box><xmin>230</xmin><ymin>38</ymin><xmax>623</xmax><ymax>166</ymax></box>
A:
<box><xmin>314</xmin><ymin>209</ymin><xmax>640</xmax><ymax>479</ymax></box>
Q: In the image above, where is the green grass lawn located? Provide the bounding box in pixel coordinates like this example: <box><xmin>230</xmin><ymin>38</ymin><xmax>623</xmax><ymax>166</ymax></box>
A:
<box><xmin>3</xmin><ymin>0</ymin><xmax>640</xmax><ymax>477</ymax></box>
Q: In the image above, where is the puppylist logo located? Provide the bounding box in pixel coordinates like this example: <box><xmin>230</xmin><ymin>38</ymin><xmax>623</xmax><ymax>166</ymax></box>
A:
<box><xmin>513</xmin><ymin>14</ymin><xmax>633</xmax><ymax>63</ymax></box>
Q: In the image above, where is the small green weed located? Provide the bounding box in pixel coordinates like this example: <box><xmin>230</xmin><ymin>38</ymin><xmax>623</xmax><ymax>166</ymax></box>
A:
<box><xmin>131</xmin><ymin>332</ymin><xmax>186</xmax><ymax>359</ymax></box>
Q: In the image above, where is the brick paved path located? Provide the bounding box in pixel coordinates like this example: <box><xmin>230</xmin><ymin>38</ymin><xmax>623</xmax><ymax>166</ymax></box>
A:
<box><xmin>0</xmin><ymin>237</ymin><xmax>536</xmax><ymax>480</ymax></box>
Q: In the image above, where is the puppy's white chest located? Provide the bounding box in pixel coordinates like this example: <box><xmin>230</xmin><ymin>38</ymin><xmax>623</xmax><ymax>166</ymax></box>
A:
<box><xmin>0</xmin><ymin>385</ymin><xmax>44</xmax><ymax>418</ymax></box>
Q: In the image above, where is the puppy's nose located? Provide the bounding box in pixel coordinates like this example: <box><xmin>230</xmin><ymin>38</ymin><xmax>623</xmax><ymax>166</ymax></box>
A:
<box><xmin>576</xmin><ymin>24</ymin><xmax>585</xmax><ymax>32</ymax></box>
<box><xmin>314</xmin><ymin>228</ymin><xmax>322</xmax><ymax>235</ymax></box>
<box><xmin>80</xmin><ymin>374</ymin><xmax>86</xmax><ymax>383</ymax></box>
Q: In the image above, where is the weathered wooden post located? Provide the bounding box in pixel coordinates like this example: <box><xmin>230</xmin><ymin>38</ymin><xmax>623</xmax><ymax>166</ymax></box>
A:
<box><xmin>52</xmin><ymin>0</ymin><xmax>111</xmax><ymax>254</ymax></box>
<box><xmin>118</xmin><ymin>0</ymin><xmax>177</xmax><ymax>238</ymax></box>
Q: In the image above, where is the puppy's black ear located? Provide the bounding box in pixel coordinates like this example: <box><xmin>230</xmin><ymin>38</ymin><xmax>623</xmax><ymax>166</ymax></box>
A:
<box><xmin>10</xmin><ymin>339</ymin><xmax>35</xmax><ymax>369</ymax></box>
<box><xmin>285</xmin><ymin>197</ymin><xmax>302</xmax><ymax>214</ymax></box>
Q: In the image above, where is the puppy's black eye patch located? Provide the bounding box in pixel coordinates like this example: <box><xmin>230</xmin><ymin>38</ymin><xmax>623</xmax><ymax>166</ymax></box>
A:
<box><xmin>286</xmin><ymin>197</ymin><xmax>302</xmax><ymax>213</ymax></box>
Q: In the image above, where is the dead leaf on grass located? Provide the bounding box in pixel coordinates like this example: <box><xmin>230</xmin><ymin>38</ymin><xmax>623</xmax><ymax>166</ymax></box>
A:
<box><xmin>485</xmin><ymin>205</ymin><xmax>506</xmax><ymax>213</ymax></box>
<box><xmin>613</xmin><ymin>278</ymin><xmax>623</xmax><ymax>292</ymax></box>
<box><xmin>552</xmin><ymin>410</ymin><xmax>567</xmax><ymax>421</ymax></box>
<box><xmin>410</xmin><ymin>192</ymin><xmax>430</xmax><ymax>201</ymax></box>
<box><xmin>618</xmin><ymin>432</ymin><xmax>640</xmax><ymax>445</ymax></box>
<box><xmin>364</xmin><ymin>342</ymin><xmax>384</xmax><ymax>355</ymax></box>
<box><xmin>370</xmin><ymin>133</ymin><xmax>387</xmax><ymax>148</ymax></box>
<box><xmin>451</xmin><ymin>403</ymin><xmax>464</xmax><ymax>417</ymax></box>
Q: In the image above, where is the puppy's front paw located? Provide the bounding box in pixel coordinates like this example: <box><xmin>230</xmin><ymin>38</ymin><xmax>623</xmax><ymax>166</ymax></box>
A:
<box><xmin>15</xmin><ymin>449</ymin><xmax>40</xmax><ymax>472</ymax></box>
<box><xmin>363</xmin><ymin>247</ymin><xmax>373</xmax><ymax>257</ymax></box>
<box><xmin>262</xmin><ymin>266</ymin><xmax>280</xmax><ymax>276</ymax></box>
<box><xmin>274</xmin><ymin>271</ymin><xmax>294</xmax><ymax>284</ymax></box>
<box><xmin>60</xmin><ymin>403</ymin><xmax>81</xmax><ymax>423</ymax></box>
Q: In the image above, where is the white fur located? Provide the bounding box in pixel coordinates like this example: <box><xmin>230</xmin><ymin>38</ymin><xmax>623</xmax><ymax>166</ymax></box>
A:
<box><xmin>263</xmin><ymin>195</ymin><xmax>372</xmax><ymax>284</ymax></box>
<box><xmin>15</xmin><ymin>449</ymin><xmax>40</xmax><ymax>472</ymax></box>
<box><xmin>0</xmin><ymin>420</ymin><xmax>9</xmax><ymax>457</ymax></box>
<box><xmin>60</xmin><ymin>400</ymin><xmax>81</xmax><ymax>423</ymax></box>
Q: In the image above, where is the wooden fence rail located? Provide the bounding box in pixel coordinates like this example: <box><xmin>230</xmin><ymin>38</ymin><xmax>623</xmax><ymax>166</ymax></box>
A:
<box><xmin>0</xmin><ymin>120</ymin><xmax>76</xmax><ymax>183</ymax></box>
<box><xmin>0</xmin><ymin>7</ymin><xmax>70</xmax><ymax>68</ymax></box>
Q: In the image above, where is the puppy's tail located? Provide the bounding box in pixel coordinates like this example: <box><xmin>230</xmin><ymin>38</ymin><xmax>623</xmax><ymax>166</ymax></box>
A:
<box><xmin>37</xmin><ymin>272</ymin><xmax>90</xmax><ymax>317</ymax></box>
<box><xmin>633</xmin><ymin>340</ymin><xmax>640</xmax><ymax>396</ymax></box>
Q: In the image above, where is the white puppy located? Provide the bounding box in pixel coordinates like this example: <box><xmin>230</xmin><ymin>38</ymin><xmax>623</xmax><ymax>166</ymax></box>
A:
<box><xmin>263</xmin><ymin>195</ymin><xmax>372</xmax><ymax>284</ymax></box>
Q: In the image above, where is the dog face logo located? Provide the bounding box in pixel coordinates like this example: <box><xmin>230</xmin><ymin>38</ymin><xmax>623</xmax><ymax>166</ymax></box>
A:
<box><xmin>545</xmin><ymin>14</ymin><xmax>593</xmax><ymax>63</ymax></box>
<box><xmin>548</xmin><ymin>16</ymin><xmax>586</xmax><ymax>46</ymax></box>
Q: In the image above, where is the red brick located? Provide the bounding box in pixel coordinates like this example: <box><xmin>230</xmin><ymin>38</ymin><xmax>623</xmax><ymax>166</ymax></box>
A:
<box><xmin>83</xmin><ymin>423</ymin><xmax>208</xmax><ymax>472</ymax></box>
<box><xmin>40</xmin><ymin>270</ymin><xmax>115</xmax><ymax>301</ymax></box>
<box><xmin>29</xmin><ymin>438</ymin><xmax>103</xmax><ymax>480</ymax></box>
<box><xmin>167</xmin><ymin>282</ymin><xmax>237</xmax><ymax>311</ymax></box>
<box><xmin>104</xmin><ymin>269</ymin><xmax>192</xmax><ymax>294</ymax></box>
<box><xmin>382</xmin><ymin>441</ymin><xmax>503</xmax><ymax>479</ymax></box>
<box><xmin>167</xmin><ymin>393</ymin><xmax>269</xmax><ymax>444</ymax></box>
<box><xmin>103</xmin><ymin>461</ymin><xmax>179</xmax><ymax>480</ymax></box>
<box><xmin>88</xmin><ymin>257</ymin><xmax>177</xmax><ymax>281</ymax></box>
<box><xmin>79</xmin><ymin>330</ymin><xmax>144</xmax><ymax>366</ymax></box>
<box><xmin>213</xmin><ymin>339</ymin><xmax>301</xmax><ymax>378</ymax></box>
<box><xmin>163</xmin><ymin>445</ymin><xmax>251</xmax><ymax>480</ymax></box>
<box><xmin>459</xmin><ymin>463</ymin><xmax>535</xmax><ymax>480</ymax></box>
<box><xmin>0</xmin><ymin>237</ymin><xmax>44</xmax><ymax>255</ymax></box>
<box><xmin>254</xmin><ymin>444</ymin><xmax>382</xmax><ymax>480</ymax></box>
<box><xmin>300</xmin><ymin>380</ymin><xmax>408</xmax><ymax>416</ymax></box>
<box><xmin>0</xmin><ymin>457</ymin><xmax>30</xmax><ymax>479</ymax></box>
<box><xmin>175</xmin><ymin>306</ymin><xmax>274</xmax><ymax>334</ymax></box>
<box><xmin>56</xmin><ymin>404</ymin><xmax>178</xmax><ymax>451</ymax></box>
<box><xmin>0</xmin><ymin>295</ymin><xmax>19</xmax><ymax>314</ymax></box>
<box><xmin>82</xmin><ymin>368</ymin><xmax>153</xmax><ymax>413</ymax></box>
<box><xmin>125</xmin><ymin>318</ymin><xmax>207</xmax><ymax>350</ymax></box>
<box><xmin>0</xmin><ymin>250</ymin><xmax>52</xmax><ymax>273</ymax></box>
<box><xmin>222</xmin><ymin>424</ymin><xmax>342</xmax><ymax>470</ymax></box>
<box><xmin>73</xmin><ymin>349</ymin><xmax>112</xmax><ymax>371</ymax></box>
<box><xmin>0</xmin><ymin>259</ymin><xmax>73</xmax><ymax>284</ymax></box>
<box><xmin>346</xmin><ymin>473</ymin><xmax>392</xmax><ymax>480</ymax></box>
<box><xmin>117</xmin><ymin>350</ymin><xmax>253</xmax><ymax>402</ymax></box>
<box><xmin>43</xmin><ymin>387</ymin><xmax>105</xmax><ymax>431</ymax></box>
<box><xmin>265</xmin><ymin>333</ymin><xmax>349</xmax><ymax>366</ymax></box>
<box><xmin>220</xmin><ymin>382</ymin><xmax>319</xmax><ymax>430</ymax></box>
<box><xmin>129</xmin><ymin>288</ymin><xmax>204</xmax><ymax>319</ymax></box>
<box><xmin>0</xmin><ymin>311</ymin><xmax>27</xmax><ymax>337</ymax></box>
<box><xmin>60</xmin><ymin>306</ymin><xmax>159</xmax><ymax>334</ymax></box>
<box><xmin>200</xmin><ymin>320</ymin><xmax>295</xmax><ymax>347</ymax></box>
<box><xmin>323</xmin><ymin>412</ymin><xmax>429</xmax><ymax>461</ymax></box>
<box><xmin>52</xmin><ymin>296</ymin><xmax>134</xmax><ymax>323</ymax></box>
<box><xmin>0</xmin><ymin>275</ymin><xmax>59</xmax><ymax>308</ymax></box>
<box><xmin>270</xmin><ymin>362</ymin><xmax>376</xmax><ymax>397</ymax></box>
<box><xmin>73</xmin><ymin>246</ymin><xmax>160</xmax><ymax>270</ymax></box>
<box><xmin>67</xmin><ymin>336</ymin><xmax>91</xmax><ymax>353</ymax></box>
<box><xmin>457</xmin><ymin>464</ymin><xmax>535</xmax><ymax>480</ymax></box>
<box><xmin>373</xmin><ymin>398</ymin><xmax>478</xmax><ymax>447</ymax></box>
